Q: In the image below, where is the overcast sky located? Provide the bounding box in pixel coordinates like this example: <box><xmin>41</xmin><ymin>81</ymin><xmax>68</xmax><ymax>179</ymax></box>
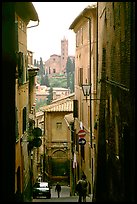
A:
<box><xmin>27</xmin><ymin>2</ymin><xmax>96</xmax><ymax>61</ymax></box>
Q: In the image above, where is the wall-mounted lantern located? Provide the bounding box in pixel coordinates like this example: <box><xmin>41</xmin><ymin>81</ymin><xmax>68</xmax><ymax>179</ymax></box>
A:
<box><xmin>81</xmin><ymin>84</ymin><xmax>91</xmax><ymax>101</ymax></box>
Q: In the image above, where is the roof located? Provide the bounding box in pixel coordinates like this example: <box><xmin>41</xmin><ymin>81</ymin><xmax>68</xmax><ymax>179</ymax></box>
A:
<box><xmin>15</xmin><ymin>2</ymin><xmax>39</xmax><ymax>24</ymax></box>
<box><xmin>40</xmin><ymin>93</ymin><xmax>74</xmax><ymax>112</ymax></box>
<box><xmin>69</xmin><ymin>4</ymin><xmax>97</xmax><ymax>30</ymax></box>
<box><xmin>36</xmin><ymin>111</ymin><xmax>44</xmax><ymax>117</ymax></box>
<box><xmin>50</xmin><ymin>93</ymin><xmax>74</xmax><ymax>104</ymax></box>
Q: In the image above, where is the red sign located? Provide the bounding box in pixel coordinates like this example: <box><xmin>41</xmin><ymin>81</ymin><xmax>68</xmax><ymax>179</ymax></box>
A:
<box><xmin>78</xmin><ymin>129</ymin><xmax>86</xmax><ymax>138</ymax></box>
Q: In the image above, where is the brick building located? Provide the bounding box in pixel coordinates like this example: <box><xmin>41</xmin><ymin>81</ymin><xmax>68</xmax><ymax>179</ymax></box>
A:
<box><xmin>45</xmin><ymin>37</ymin><xmax>68</xmax><ymax>77</ymax></box>
<box><xmin>94</xmin><ymin>2</ymin><xmax>135</xmax><ymax>202</ymax></box>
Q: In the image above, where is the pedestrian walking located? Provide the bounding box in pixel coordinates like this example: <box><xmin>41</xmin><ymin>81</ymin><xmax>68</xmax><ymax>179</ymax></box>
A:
<box><xmin>55</xmin><ymin>182</ymin><xmax>61</xmax><ymax>198</ymax></box>
<box><xmin>76</xmin><ymin>174</ymin><xmax>88</xmax><ymax>202</ymax></box>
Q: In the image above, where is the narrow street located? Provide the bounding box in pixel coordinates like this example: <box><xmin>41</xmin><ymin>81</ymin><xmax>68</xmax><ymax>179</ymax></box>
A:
<box><xmin>32</xmin><ymin>185</ymin><xmax>92</xmax><ymax>202</ymax></box>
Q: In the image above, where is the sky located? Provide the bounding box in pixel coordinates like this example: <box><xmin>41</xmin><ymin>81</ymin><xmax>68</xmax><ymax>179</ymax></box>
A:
<box><xmin>27</xmin><ymin>2</ymin><xmax>96</xmax><ymax>62</ymax></box>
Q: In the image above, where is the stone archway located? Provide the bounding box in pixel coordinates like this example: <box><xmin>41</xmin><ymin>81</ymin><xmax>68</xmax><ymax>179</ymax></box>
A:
<box><xmin>49</xmin><ymin>150</ymin><xmax>70</xmax><ymax>185</ymax></box>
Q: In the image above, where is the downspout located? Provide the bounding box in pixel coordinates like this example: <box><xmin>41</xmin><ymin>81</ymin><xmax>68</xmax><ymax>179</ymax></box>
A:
<box><xmin>93</xmin><ymin>2</ymin><xmax>98</xmax><ymax>202</ymax></box>
<box><xmin>96</xmin><ymin>2</ymin><xmax>98</xmax><ymax>88</ymax></box>
<box><xmin>27</xmin><ymin>19</ymin><xmax>39</xmax><ymax>29</ymax></box>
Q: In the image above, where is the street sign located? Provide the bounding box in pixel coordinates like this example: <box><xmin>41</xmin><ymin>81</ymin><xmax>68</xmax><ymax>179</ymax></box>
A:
<box><xmin>78</xmin><ymin>137</ymin><xmax>86</xmax><ymax>145</ymax></box>
<box><xmin>78</xmin><ymin>129</ymin><xmax>86</xmax><ymax>138</ymax></box>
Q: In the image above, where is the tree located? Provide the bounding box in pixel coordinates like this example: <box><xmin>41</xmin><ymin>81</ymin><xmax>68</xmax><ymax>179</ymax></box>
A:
<box><xmin>47</xmin><ymin>87</ymin><xmax>53</xmax><ymax>105</ymax></box>
<box><xmin>38</xmin><ymin>57</ymin><xmax>45</xmax><ymax>77</ymax></box>
<box><xmin>41</xmin><ymin>73</ymin><xmax>50</xmax><ymax>86</ymax></box>
<box><xmin>34</xmin><ymin>59</ymin><xmax>37</xmax><ymax>66</ymax></box>
<box><xmin>66</xmin><ymin>57</ymin><xmax>75</xmax><ymax>92</ymax></box>
<box><xmin>44</xmin><ymin>73</ymin><xmax>50</xmax><ymax>87</ymax></box>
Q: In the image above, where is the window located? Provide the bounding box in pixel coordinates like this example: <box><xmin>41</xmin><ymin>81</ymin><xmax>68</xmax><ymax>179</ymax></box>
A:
<box><xmin>23</xmin><ymin>107</ymin><xmax>27</xmax><ymax>133</ymax></box>
<box><xmin>18</xmin><ymin>52</ymin><xmax>27</xmax><ymax>84</ymax></box>
<box><xmin>18</xmin><ymin>17</ymin><xmax>26</xmax><ymax>32</ymax></box>
<box><xmin>56</xmin><ymin>122</ymin><xmax>62</xmax><ymax>129</ymax></box>
<box><xmin>49</xmin><ymin>67</ymin><xmax>51</xmax><ymax>74</ymax></box>
<box><xmin>78</xmin><ymin>67</ymin><xmax>83</xmax><ymax>86</ymax></box>
<box><xmin>80</xmin><ymin>27</ymin><xmax>83</xmax><ymax>45</ymax></box>
<box><xmin>15</xmin><ymin>107</ymin><xmax>19</xmax><ymax>141</ymax></box>
<box><xmin>76</xmin><ymin>30</ymin><xmax>79</xmax><ymax>47</ymax></box>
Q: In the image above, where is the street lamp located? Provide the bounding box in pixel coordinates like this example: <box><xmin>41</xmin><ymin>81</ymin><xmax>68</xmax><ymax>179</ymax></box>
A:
<box><xmin>81</xmin><ymin>83</ymin><xmax>92</xmax><ymax>148</ymax></box>
<box><xmin>82</xmin><ymin>16</ymin><xmax>92</xmax><ymax>148</ymax></box>
<box><xmin>81</xmin><ymin>84</ymin><xmax>91</xmax><ymax>101</ymax></box>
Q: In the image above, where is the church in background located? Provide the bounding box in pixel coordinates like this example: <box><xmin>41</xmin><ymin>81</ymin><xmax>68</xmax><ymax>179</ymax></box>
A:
<box><xmin>44</xmin><ymin>37</ymin><xmax>75</xmax><ymax>78</ymax></box>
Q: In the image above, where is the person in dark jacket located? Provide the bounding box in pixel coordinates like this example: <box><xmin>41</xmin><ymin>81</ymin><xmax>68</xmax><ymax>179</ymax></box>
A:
<box><xmin>76</xmin><ymin>175</ymin><xmax>88</xmax><ymax>202</ymax></box>
<box><xmin>55</xmin><ymin>182</ymin><xmax>61</xmax><ymax>198</ymax></box>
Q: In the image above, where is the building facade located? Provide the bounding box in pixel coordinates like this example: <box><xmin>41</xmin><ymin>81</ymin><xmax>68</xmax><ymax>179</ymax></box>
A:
<box><xmin>41</xmin><ymin>93</ymin><xmax>74</xmax><ymax>186</ymax></box>
<box><xmin>45</xmin><ymin>54</ymin><xmax>61</xmax><ymax>77</ymax></box>
<box><xmin>69</xmin><ymin>2</ymin><xmax>135</xmax><ymax>202</ymax></box>
<box><xmin>69</xmin><ymin>3</ymin><xmax>97</xmax><ymax>196</ymax></box>
<box><xmin>94</xmin><ymin>2</ymin><xmax>135</xmax><ymax>202</ymax></box>
<box><xmin>36</xmin><ymin>84</ymin><xmax>71</xmax><ymax>103</ymax></box>
<box><xmin>14</xmin><ymin>3</ymin><xmax>39</xmax><ymax>201</ymax></box>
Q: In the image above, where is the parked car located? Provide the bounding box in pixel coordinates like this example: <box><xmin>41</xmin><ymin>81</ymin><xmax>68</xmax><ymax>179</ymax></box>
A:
<box><xmin>33</xmin><ymin>182</ymin><xmax>51</xmax><ymax>199</ymax></box>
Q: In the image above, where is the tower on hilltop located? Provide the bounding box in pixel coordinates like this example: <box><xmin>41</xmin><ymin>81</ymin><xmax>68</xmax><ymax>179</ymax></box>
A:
<box><xmin>61</xmin><ymin>36</ymin><xmax>68</xmax><ymax>75</ymax></box>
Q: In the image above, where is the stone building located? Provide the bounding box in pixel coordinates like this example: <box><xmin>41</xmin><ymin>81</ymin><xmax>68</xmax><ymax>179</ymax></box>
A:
<box><xmin>36</xmin><ymin>84</ymin><xmax>71</xmax><ymax>102</ymax></box>
<box><xmin>94</xmin><ymin>2</ymin><xmax>135</xmax><ymax>202</ymax></box>
<box><xmin>14</xmin><ymin>4</ymin><xmax>39</xmax><ymax>201</ymax></box>
<box><xmin>69</xmin><ymin>3</ymin><xmax>97</xmax><ymax>196</ymax></box>
<box><xmin>69</xmin><ymin>2</ymin><xmax>135</xmax><ymax>202</ymax></box>
<box><xmin>41</xmin><ymin>93</ymin><xmax>74</xmax><ymax>186</ymax></box>
<box><xmin>2</xmin><ymin>2</ymin><xmax>39</xmax><ymax>202</ymax></box>
<box><xmin>45</xmin><ymin>37</ymin><xmax>68</xmax><ymax>77</ymax></box>
<box><xmin>45</xmin><ymin>54</ymin><xmax>61</xmax><ymax>77</ymax></box>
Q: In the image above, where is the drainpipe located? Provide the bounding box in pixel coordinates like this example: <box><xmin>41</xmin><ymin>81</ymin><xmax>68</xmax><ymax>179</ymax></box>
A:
<box><xmin>27</xmin><ymin>19</ymin><xmax>39</xmax><ymax>29</ymax></box>
<box><xmin>43</xmin><ymin>111</ymin><xmax>46</xmax><ymax>181</ymax></box>
<box><xmin>93</xmin><ymin>2</ymin><xmax>98</xmax><ymax>202</ymax></box>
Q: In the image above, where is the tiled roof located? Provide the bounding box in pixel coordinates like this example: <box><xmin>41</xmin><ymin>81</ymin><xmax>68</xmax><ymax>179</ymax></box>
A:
<box><xmin>36</xmin><ymin>111</ymin><xmax>44</xmax><ymax>117</ymax></box>
<box><xmin>41</xmin><ymin>93</ymin><xmax>74</xmax><ymax>112</ymax></box>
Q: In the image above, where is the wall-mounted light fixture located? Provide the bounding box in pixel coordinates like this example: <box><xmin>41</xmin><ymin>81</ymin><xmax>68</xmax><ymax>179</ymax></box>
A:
<box><xmin>81</xmin><ymin>83</ymin><xmax>92</xmax><ymax>148</ymax></box>
<box><xmin>81</xmin><ymin>84</ymin><xmax>91</xmax><ymax>101</ymax></box>
<box><xmin>82</xmin><ymin>16</ymin><xmax>92</xmax><ymax>148</ymax></box>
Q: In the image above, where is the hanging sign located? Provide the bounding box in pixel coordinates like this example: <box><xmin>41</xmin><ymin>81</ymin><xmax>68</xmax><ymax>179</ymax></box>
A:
<box><xmin>78</xmin><ymin>137</ymin><xmax>86</xmax><ymax>145</ymax></box>
<box><xmin>78</xmin><ymin>129</ymin><xmax>86</xmax><ymax>138</ymax></box>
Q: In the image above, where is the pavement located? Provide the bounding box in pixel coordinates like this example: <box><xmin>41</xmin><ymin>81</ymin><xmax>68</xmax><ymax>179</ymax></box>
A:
<box><xmin>51</xmin><ymin>185</ymin><xmax>92</xmax><ymax>202</ymax></box>
<box><xmin>32</xmin><ymin>185</ymin><xmax>93</xmax><ymax>202</ymax></box>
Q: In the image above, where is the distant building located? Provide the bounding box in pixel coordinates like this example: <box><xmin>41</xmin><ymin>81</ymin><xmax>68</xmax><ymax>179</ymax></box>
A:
<box><xmin>61</xmin><ymin>37</ymin><xmax>68</xmax><ymax>74</ymax></box>
<box><xmin>36</xmin><ymin>84</ymin><xmax>71</xmax><ymax>102</ymax></box>
<box><xmin>45</xmin><ymin>37</ymin><xmax>73</xmax><ymax>77</ymax></box>
<box><xmin>45</xmin><ymin>54</ymin><xmax>61</xmax><ymax>77</ymax></box>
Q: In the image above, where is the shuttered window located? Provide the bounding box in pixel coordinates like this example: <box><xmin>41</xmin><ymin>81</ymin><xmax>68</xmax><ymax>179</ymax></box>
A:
<box><xmin>78</xmin><ymin>67</ymin><xmax>83</xmax><ymax>86</ymax></box>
